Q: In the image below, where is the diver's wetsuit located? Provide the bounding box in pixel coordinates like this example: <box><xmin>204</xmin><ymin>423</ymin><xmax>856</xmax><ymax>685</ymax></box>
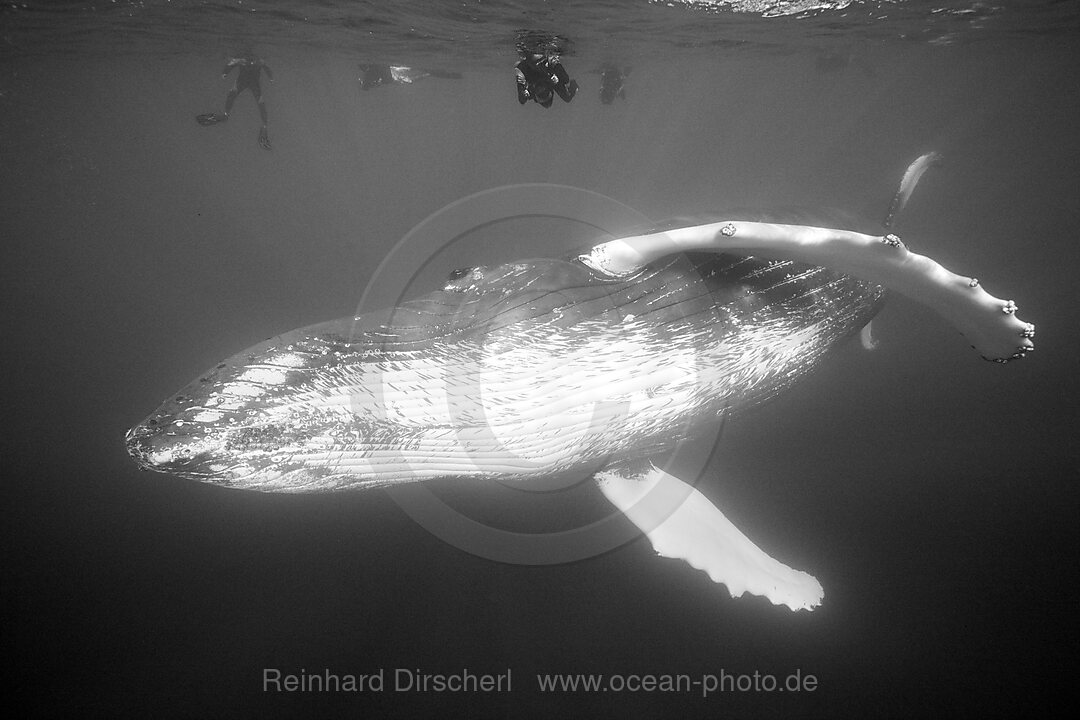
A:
<box><xmin>515</xmin><ymin>54</ymin><xmax>577</xmax><ymax>108</ymax></box>
<box><xmin>223</xmin><ymin>57</ymin><xmax>273</xmax><ymax>124</ymax></box>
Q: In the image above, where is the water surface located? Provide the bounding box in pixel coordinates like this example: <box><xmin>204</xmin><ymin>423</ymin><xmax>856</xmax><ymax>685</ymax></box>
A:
<box><xmin>2</xmin><ymin>1</ymin><xmax>1078</xmax><ymax>717</ymax></box>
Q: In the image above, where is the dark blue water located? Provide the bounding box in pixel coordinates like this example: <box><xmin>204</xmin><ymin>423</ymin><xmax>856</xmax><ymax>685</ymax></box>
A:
<box><xmin>3</xmin><ymin>1</ymin><xmax>1078</xmax><ymax>717</ymax></box>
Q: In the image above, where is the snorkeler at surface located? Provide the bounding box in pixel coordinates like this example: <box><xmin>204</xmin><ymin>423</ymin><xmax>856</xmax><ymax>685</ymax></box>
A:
<box><xmin>515</xmin><ymin>49</ymin><xmax>578</xmax><ymax>108</ymax></box>
<box><xmin>358</xmin><ymin>63</ymin><xmax>462</xmax><ymax>90</ymax></box>
<box><xmin>196</xmin><ymin>53</ymin><xmax>274</xmax><ymax>151</ymax></box>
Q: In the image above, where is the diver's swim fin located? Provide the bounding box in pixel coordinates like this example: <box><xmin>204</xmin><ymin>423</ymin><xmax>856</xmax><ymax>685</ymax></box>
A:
<box><xmin>258</xmin><ymin>125</ymin><xmax>271</xmax><ymax>151</ymax></box>
<box><xmin>196</xmin><ymin>113</ymin><xmax>224</xmax><ymax>126</ymax></box>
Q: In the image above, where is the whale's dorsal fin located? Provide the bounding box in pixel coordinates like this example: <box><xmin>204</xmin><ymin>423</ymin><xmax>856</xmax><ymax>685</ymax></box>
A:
<box><xmin>595</xmin><ymin>466</ymin><xmax>823</xmax><ymax>611</ymax></box>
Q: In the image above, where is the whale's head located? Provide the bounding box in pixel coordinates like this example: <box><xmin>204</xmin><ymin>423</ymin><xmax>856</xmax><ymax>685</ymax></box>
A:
<box><xmin>125</xmin><ymin>378</ymin><xmax>264</xmax><ymax>486</ymax></box>
<box><xmin>123</xmin><ymin>339</ymin><xmax>358</xmax><ymax>492</ymax></box>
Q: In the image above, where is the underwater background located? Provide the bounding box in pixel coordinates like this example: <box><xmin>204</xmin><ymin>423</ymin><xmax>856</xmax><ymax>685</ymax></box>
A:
<box><xmin>2</xmin><ymin>0</ymin><xmax>1078</xmax><ymax>716</ymax></box>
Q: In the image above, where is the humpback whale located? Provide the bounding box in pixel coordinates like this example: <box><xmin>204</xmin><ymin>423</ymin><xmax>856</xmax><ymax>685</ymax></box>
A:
<box><xmin>126</xmin><ymin>156</ymin><xmax>1034</xmax><ymax>611</ymax></box>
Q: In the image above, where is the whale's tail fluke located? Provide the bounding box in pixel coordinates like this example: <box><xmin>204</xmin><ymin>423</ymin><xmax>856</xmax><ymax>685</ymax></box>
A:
<box><xmin>883</xmin><ymin>151</ymin><xmax>943</xmax><ymax>231</ymax></box>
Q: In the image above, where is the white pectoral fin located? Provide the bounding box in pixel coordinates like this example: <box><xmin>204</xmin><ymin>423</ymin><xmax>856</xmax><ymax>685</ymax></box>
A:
<box><xmin>579</xmin><ymin>215</ymin><xmax>1034</xmax><ymax>363</ymax></box>
<box><xmin>595</xmin><ymin>466</ymin><xmax>823</xmax><ymax>612</ymax></box>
